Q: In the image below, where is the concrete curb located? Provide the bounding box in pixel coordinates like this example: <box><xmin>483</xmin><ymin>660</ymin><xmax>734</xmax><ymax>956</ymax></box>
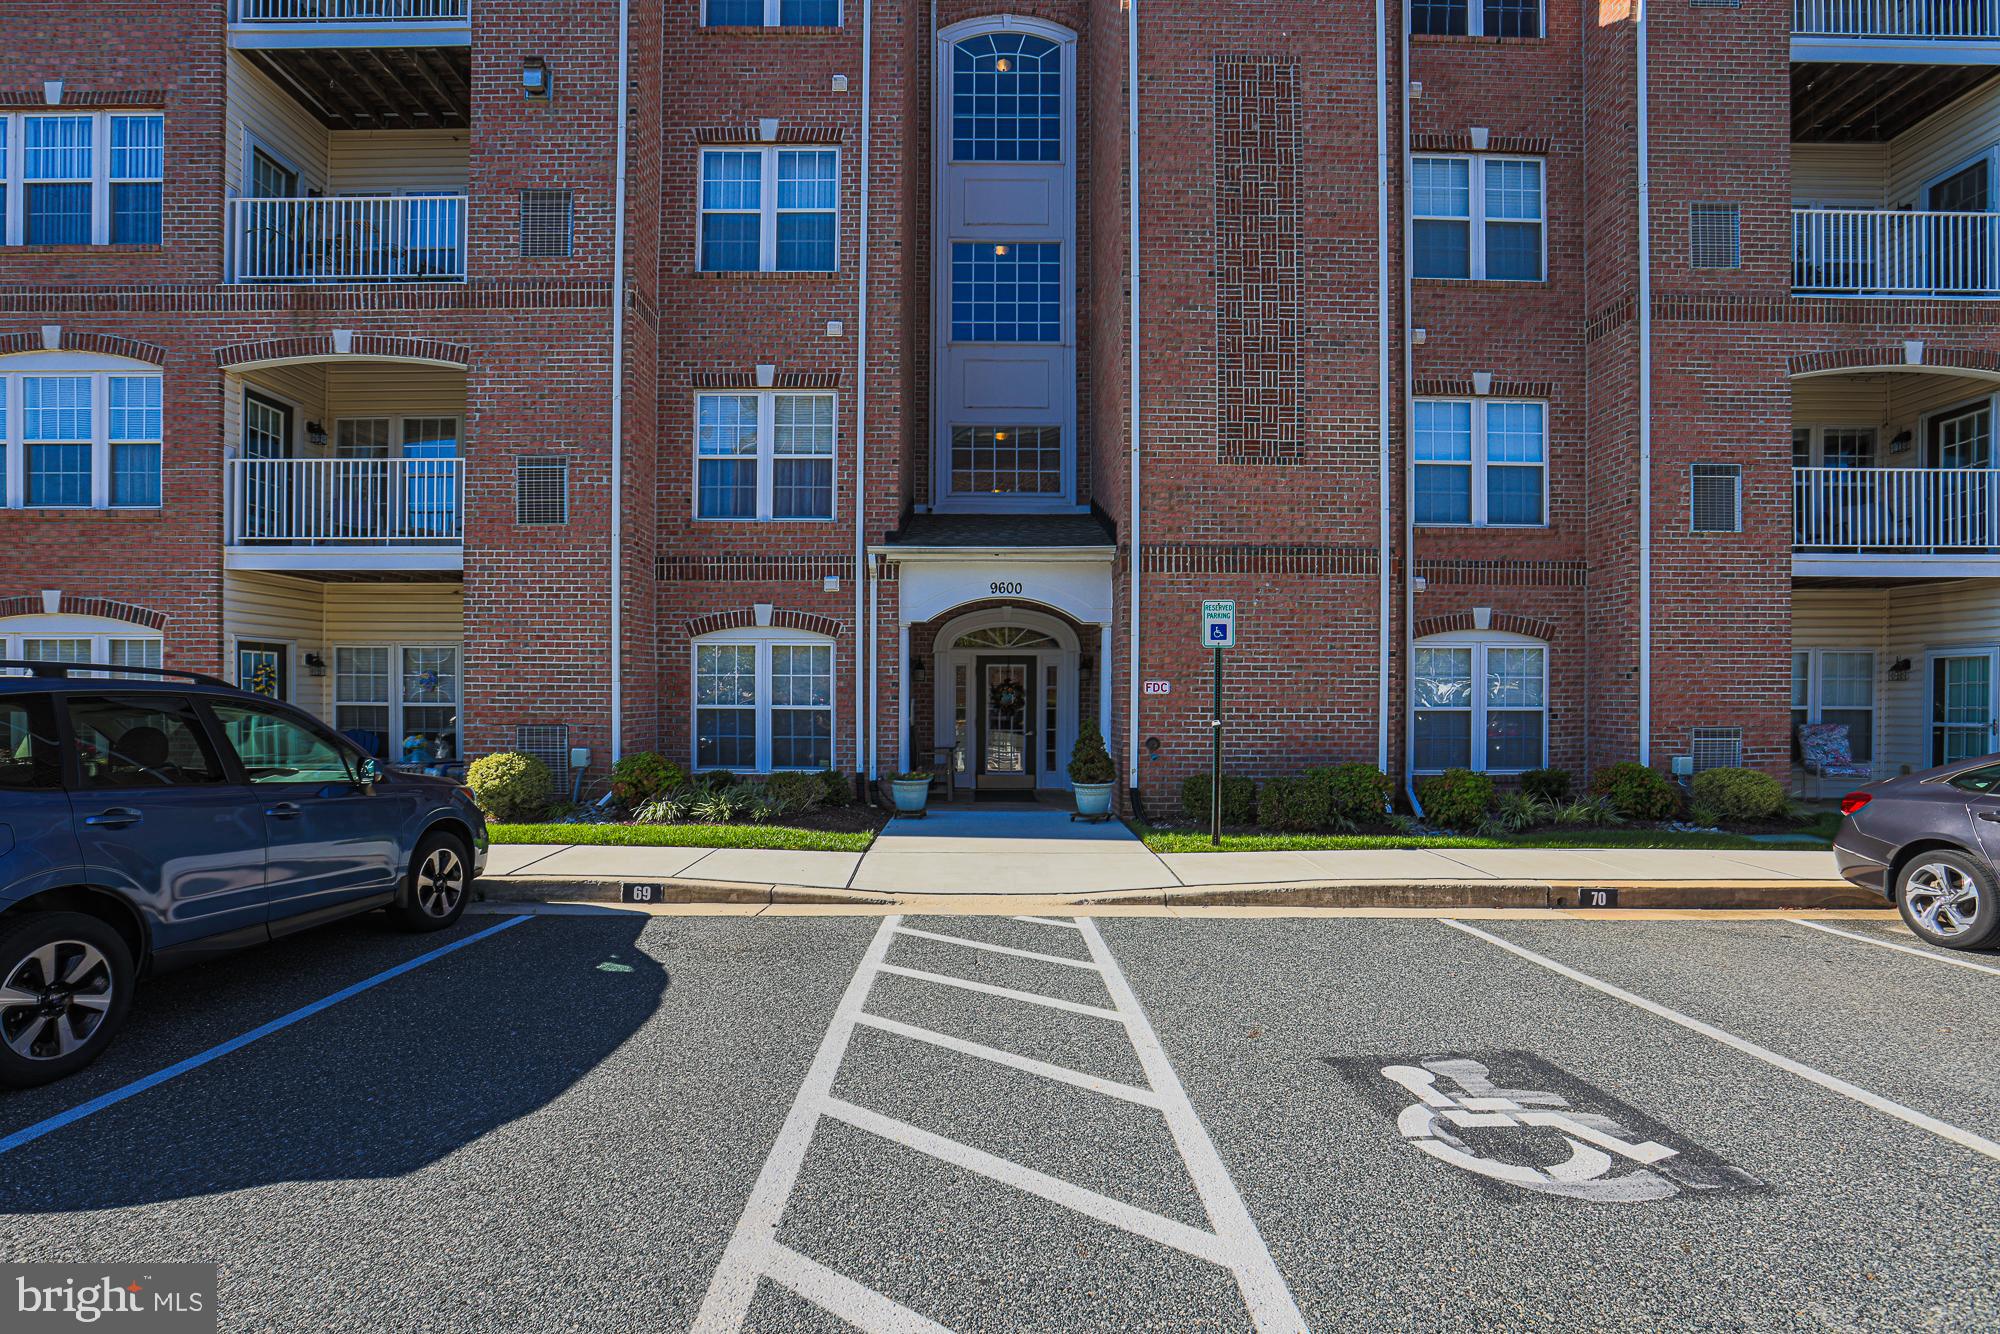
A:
<box><xmin>478</xmin><ymin>874</ymin><xmax>1878</xmax><ymax>912</ymax></box>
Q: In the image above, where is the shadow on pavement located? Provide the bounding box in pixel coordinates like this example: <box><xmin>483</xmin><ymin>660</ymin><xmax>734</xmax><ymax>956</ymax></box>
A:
<box><xmin>0</xmin><ymin>913</ymin><xmax>666</xmax><ymax>1213</ymax></box>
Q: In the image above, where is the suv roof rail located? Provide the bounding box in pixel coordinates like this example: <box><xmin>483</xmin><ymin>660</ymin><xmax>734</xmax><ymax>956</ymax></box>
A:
<box><xmin>0</xmin><ymin>659</ymin><xmax>245</xmax><ymax>691</ymax></box>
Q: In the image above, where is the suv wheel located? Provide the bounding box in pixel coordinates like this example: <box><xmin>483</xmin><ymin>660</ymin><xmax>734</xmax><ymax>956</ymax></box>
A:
<box><xmin>0</xmin><ymin>912</ymin><xmax>135</xmax><ymax>1088</ymax></box>
<box><xmin>394</xmin><ymin>831</ymin><xmax>471</xmax><ymax>932</ymax></box>
<box><xmin>1896</xmin><ymin>850</ymin><xmax>2000</xmax><ymax>951</ymax></box>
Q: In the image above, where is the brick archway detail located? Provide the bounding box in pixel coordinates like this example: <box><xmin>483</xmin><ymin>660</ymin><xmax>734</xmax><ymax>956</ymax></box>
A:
<box><xmin>679</xmin><ymin>608</ymin><xmax>847</xmax><ymax>640</ymax></box>
<box><xmin>1788</xmin><ymin>346</ymin><xmax>2000</xmax><ymax>379</ymax></box>
<box><xmin>214</xmin><ymin>334</ymin><xmax>471</xmax><ymax>370</ymax></box>
<box><xmin>1413</xmin><ymin>610</ymin><xmax>1556</xmax><ymax>642</ymax></box>
<box><xmin>0</xmin><ymin>331</ymin><xmax>168</xmax><ymax>364</ymax></box>
<box><xmin>0</xmin><ymin>594</ymin><xmax>168</xmax><ymax>629</ymax></box>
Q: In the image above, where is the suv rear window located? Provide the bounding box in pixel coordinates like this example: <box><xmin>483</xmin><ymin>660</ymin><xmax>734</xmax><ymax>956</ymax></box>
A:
<box><xmin>0</xmin><ymin>695</ymin><xmax>61</xmax><ymax>790</ymax></box>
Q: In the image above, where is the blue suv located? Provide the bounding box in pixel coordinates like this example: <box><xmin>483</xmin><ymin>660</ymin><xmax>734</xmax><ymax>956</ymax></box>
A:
<box><xmin>0</xmin><ymin>661</ymin><xmax>487</xmax><ymax>1087</ymax></box>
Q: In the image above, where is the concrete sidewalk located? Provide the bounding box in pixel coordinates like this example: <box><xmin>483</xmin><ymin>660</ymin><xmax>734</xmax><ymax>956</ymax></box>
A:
<box><xmin>481</xmin><ymin>811</ymin><xmax>1859</xmax><ymax>908</ymax></box>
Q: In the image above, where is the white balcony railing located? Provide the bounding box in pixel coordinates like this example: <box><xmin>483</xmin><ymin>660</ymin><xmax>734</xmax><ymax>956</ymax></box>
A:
<box><xmin>227</xmin><ymin>196</ymin><xmax>465</xmax><ymax>284</ymax></box>
<box><xmin>1794</xmin><ymin>467</ymin><xmax>2000</xmax><ymax>550</ymax></box>
<box><xmin>227</xmin><ymin>457</ymin><xmax>463</xmax><ymax>547</ymax></box>
<box><xmin>1793</xmin><ymin>0</ymin><xmax>2000</xmax><ymax>38</ymax></box>
<box><xmin>233</xmin><ymin>0</ymin><xmax>470</xmax><ymax>22</ymax></box>
<box><xmin>1792</xmin><ymin>208</ymin><xmax>2000</xmax><ymax>296</ymax></box>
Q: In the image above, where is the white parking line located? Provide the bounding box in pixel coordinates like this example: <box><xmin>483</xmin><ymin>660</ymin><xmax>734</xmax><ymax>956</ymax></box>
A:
<box><xmin>873</xmin><ymin>963</ymin><xmax>1124</xmax><ymax>1020</ymax></box>
<box><xmin>893</xmin><ymin>925</ymin><xmax>1099</xmax><ymax>970</ymax></box>
<box><xmin>1442</xmin><ymin>918</ymin><xmax>2000</xmax><ymax>1162</ymax></box>
<box><xmin>0</xmin><ymin>915</ymin><xmax>533</xmax><ymax>1159</ymax></box>
<box><xmin>1795</xmin><ymin>919</ymin><xmax>2000</xmax><ymax>977</ymax></box>
<box><xmin>1012</xmin><ymin>915</ymin><xmax>1086</xmax><ymax>931</ymax></box>
<box><xmin>851</xmin><ymin>1013</ymin><xmax>1164</xmax><ymax>1107</ymax></box>
<box><xmin>763</xmin><ymin>1244</ymin><xmax>950</xmax><ymax>1334</ymax></box>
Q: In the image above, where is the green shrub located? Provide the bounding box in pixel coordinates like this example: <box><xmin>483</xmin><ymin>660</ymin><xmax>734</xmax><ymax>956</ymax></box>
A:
<box><xmin>1180</xmin><ymin>772</ymin><xmax>1257</xmax><ymax>826</ymax></box>
<box><xmin>764</xmin><ymin>771</ymin><xmax>827</xmax><ymax>816</ymax></box>
<box><xmin>465</xmin><ymin>751</ymin><xmax>553</xmax><ymax>822</ymax></box>
<box><xmin>1589</xmin><ymin>761</ymin><xmax>1682</xmax><ymax>821</ymax></box>
<box><xmin>1480</xmin><ymin>790</ymin><xmax>1551</xmax><ymax>835</ymax></box>
<box><xmin>693</xmin><ymin>786</ymin><xmax>751</xmax><ymax>824</ymax></box>
<box><xmin>818</xmin><ymin>769</ymin><xmax>854</xmax><ymax>806</ymax></box>
<box><xmin>1689</xmin><ymin>767</ymin><xmax>1787</xmax><ymax>826</ymax></box>
<box><xmin>1307</xmin><ymin>763</ymin><xmax>1393</xmax><ymax>828</ymax></box>
<box><xmin>1257</xmin><ymin>775</ymin><xmax>1332</xmax><ymax>831</ymax></box>
<box><xmin>610</xmin><ymin>751</ymin><xmax>685</xmax><ymax>807</ymax></box>
<box><xmin>1521</xmin><ymin>767</ymin><xmax>1573</xmax><ymax>804</ymax></box>
<box><xmin>633</xmin><ymin>792</ymin><xmax>692</xmax><ymax>825</ymax></box>
<box><xmin>1067</xmin><ymin>719</ymin><xmax>1116</xmax><ymax>785</ymax></box>
<box><xmin>1550</xmin><ymin>795</ymin><xmax>1623</xmax><ymax>828</ymax></box>
<box><xmin>1417</xmin><ymin>768</ymin><xmax>1495</xmax><ymax>831</ymax></box>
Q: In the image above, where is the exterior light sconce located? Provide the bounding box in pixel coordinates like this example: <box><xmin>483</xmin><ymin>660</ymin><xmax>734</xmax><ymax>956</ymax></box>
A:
<box><xmin>1888</xmin><ymin>657</ymin><xmax>1912</xmax><ymax>681</ymax></box>
<box><xmin>304</xmin><ymin>653</ymin><xmax>328</xmax><ymax>678</ymax></box>
<box><xmin>305</xmin><ymin>420</ymin><xmax>329</xmax><ymax>451</ymax></box>
<box><xmin>1889</xmin><ymin>429</ymin><xmax>1913</xmax><ymax>455</ymax></box>
<box><xmin>522</xmin><ymin>57</ymin><xmax>552</xmax><ymax>100</ymax></box>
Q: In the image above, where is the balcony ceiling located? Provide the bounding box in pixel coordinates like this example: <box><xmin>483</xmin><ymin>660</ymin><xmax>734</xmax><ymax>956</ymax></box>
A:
<box><xmin>1793</xmin><ymin>62</ymin><xmax>1998</xmax><ymax>142</ymax></box>
<box><xmin>244</xmin><ymin>46</ymin><xmax>469</xmax><ymax>131</ymax></box>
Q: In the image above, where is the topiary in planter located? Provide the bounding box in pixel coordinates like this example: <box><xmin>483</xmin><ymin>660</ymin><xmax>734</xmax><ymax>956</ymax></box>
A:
<box><xmin>1181</xmin><ymin>772</ymin><xmax>1257</xmax><ymax>826</ymax></box>
<box><xmin>466</xmin><ymin>751</ymin><xmax>554</xmax><ymax>822</ymax></box>
<box><xmin>1417</xmin><ymin>768</ymin><xmax>1495</xmax><ymax>831</ymax></box>
<box><xmin>1067</xmin><ymin>719</ymin><xmax>1116</xmax><ymax>786</ymax></box>
<box><xmin>1520</xmin><ymin>766</ymin><xmax>1573</xmax><ymax>804</ymax></box>
<box><xmin>1689</xmin><ymin>766</ymin><xmax>1787</xmax><ymax>826</ymax></box>
<box><xmin>1257</xmin><ymin>775</ymin><xmax>1332</xmax><ymax>831</ymax></box>
<box><xmin>1306</xmin><ymin>763</ymin><xmax>1394</xmax><ymax>829</ymax></box>
<box><xmin>610</xmin><ymin>751</ymin><xmax>685</xmax><ymax>807</ymax></box>
<box><xmin>1589</xmin><ymin>761</ymin><xmax>1683</xmax><ymax>821</ymax></box>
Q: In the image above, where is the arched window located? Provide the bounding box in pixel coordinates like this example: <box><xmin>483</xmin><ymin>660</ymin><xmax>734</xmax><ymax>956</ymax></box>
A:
<box><xmin>693</xmin><ymin>628</ymin><xmax>835</xmax><ymax>772</ymax></box>
<box><xmin>1413</xmin><ymin>630</ymin><xmax>1547</xmax><ymax>774</ymax></box>
<box><xmin>952</xmin><ymin>626</ymin><xmax>1057</xmax><ymax>651</ymax></box>
<box><xmin>951</xmin><ymin>32</ymin><xmax>1062</xmax><ymax>163</ymax></box>
<box><xmin>0</xmin><ymin>613</ymin><xmax>162</xmax><ymax>676</ymax></box>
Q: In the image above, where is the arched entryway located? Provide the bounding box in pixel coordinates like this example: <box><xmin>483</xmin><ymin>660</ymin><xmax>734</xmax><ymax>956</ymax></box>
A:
<box><xmin>928</xmin><ymin>605</ymin><xmax>1082</xmax><ymax>795</ymax></box>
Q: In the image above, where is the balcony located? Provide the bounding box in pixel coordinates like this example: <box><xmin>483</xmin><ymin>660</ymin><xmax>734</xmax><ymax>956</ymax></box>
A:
<box><xmin>227</xmin><ymin>195</ymin><xmax>465</xmax><ymax>284</ymax></box>
<box><xmin>1793</xmin><ymin>208</ymin><xmax>2000</xmax><ymax>296</ymax></box>
<box><xmin>1793</xmin><ymin>466</ymin><xmax>2000</xmax><ymax>575</ymax></box>
<box><xmin>230</xmin><ymin>1</ymin><xmax>470</xmax><ymax>46</ymax></box>
<box><xmin>1794</xmin><ymin>0</ymin><xmax>2000</xmax><ymax>61</ymax></box>
<box><xmin>225</xmin><ymin>457</ymin><xmax>463</xmax><ymax>573</ymax></box>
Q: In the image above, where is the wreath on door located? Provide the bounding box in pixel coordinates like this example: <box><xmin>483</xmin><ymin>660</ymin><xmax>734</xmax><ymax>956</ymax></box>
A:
<box><xmin>248</xmin><ymin>661</ymin><xmax>279</xmax><ymax>697</ymax></box>
<box><xmin>988</xmin><ymin>678</ymin><xmax>1027</xmax><ymax>716</ymax></box>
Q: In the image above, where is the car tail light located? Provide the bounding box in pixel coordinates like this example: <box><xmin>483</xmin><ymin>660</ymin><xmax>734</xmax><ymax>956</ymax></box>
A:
<box><xmin>1839</xmin><ymin>792</ymin><xmax>1872</xmax><ymax>816</ymax></box>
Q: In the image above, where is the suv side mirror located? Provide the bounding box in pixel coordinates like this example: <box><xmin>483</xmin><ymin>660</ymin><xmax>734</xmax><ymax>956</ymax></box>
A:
<box><xmin>358</xmin><ymin>758</ymin><xmax>384</xmax><ymax>789</ymax></box>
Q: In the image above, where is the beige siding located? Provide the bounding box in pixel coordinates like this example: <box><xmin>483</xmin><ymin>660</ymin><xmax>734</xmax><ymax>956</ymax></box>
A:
<box><xmin>225</xmin><ymin>54</ymin><xmax>328</xmax><ymax>196</ymax></box>
<box><xmin>1792</xmin><ymin>371</ymin><xmax>1997</xmax><ymax>466</ymax></box>
<box><xmin>325</xmin><ymin>131</ymin><xmax>469</xmax><ymax>194</ymax></box>
<box><xmin>222</xmin><ymin>571</ymin><xmax>329</xmax><ymax>717</ymax></box>
<box><xmin>1791</xmin><ymin>374</ymin><xmax>1892</xmax><ymax>429</ymax></box>
<box><xmin>1888</xmin><ymin>83</ymin><xmax>2000</xmax><ymax>205</ymax></box>
<box><xmin>1791</xmin><ymin>143</ymin><xmax>1889</xmax><ymax>206</ymax></box>
<box><xmin>323</xmin><ymin>364</ymin><xmax>467</xmax><ymax>426</ymax></box>
<box><xmin>323</xmin><ymin>584</ymin><xmax>464</xmax><ymax>644</ymax></box>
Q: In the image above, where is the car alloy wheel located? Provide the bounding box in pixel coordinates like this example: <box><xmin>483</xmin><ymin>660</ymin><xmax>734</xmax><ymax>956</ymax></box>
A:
<box><xmin>0</xmin><ymin>940</ymin><xmax>115</xmax><ymax>1062</ymax></box>
<box><xmin>1903</xmin><ymin>860</ymin><xmax>1983</xmax><ymax>941</ymax></box>
<box><xmin>415</xmin><ymin>844</ymin><xmax>466</xmax><ymax>919</ymax></box>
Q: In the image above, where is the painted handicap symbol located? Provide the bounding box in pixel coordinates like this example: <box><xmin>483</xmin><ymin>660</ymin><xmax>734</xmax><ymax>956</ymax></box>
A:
<box><xmin>1381</xmin><ymin>1058</ymin><xmax>1683</xmax><ymax>1203</ymax></box>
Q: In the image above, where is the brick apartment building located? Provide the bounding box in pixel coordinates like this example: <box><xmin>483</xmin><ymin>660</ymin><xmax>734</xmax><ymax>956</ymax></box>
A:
<box><xmin>4</xmin><ymin>0</ymin><xmax>1998</xmax><ymax>813</ymax></box>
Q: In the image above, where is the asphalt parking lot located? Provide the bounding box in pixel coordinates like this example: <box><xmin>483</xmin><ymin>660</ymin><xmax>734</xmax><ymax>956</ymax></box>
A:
<box><xmin>0</xmin><ymin>907</ymin><xmax>1994</xmax><ymax>1332</ymax></box>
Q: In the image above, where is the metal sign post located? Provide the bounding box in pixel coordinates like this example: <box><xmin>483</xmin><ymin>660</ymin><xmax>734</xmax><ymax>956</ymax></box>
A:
<box><xmin>1200</xmin><ymin>601</ymin><xmax>1235</xmax><ymax>847</ymax></box>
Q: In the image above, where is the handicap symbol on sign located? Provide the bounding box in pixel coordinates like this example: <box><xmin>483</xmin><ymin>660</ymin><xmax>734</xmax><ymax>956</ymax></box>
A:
<box><xmin>1208</xmin><ymin>623</ymin><xmax>1228</xmax><ymax>642</ymax></box>
<box><xmin>1380</xmin><ymin>1058</ymin><xmax>1683</xmax><ymax>1204</ymax></box>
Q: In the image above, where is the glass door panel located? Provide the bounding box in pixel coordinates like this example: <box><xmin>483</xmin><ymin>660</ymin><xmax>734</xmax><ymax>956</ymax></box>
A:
<box><xmin>1932</xmin><ymin>653</ymin><xmax>1995</xmax><ymax>766</ymax></box>
<box><xmin>976</xmin><ymin>658</ymin><xmax>1034</xmax><ymax>790</ymax></box>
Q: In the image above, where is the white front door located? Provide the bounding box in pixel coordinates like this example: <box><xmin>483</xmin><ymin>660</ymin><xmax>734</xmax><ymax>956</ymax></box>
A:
<box><xmin>1931</xmin><ymin>651</ymin><xmax>1999</xmax><ymax>767</ymax></box>
<box><xmin>933</xmin><ymin>18</ymin><xmax>1077</xmax><ymax>511</ymax></box>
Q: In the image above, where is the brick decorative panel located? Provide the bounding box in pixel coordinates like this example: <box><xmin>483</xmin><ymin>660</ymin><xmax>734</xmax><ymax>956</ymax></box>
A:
<box><xmin>1141</xmin><ymin>544</ymin><xmax>1378</xmax><ymax>576</ymax></box>
<box><xmin>1213</xmin><ymin>54</ymin><xmax>1303</xmax><ymax>465</ymax></box>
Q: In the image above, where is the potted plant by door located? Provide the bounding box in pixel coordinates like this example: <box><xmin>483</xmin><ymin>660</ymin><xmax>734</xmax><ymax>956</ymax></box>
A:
<box><xmin>890</xmin><ymin>771</ymin><xmax>933</xmax><ymax>817</ymax></box>
<box><xmin>1068</xmin><ymin>720</ymin><xmax>1117</xmax><ymax>820</ymax></box>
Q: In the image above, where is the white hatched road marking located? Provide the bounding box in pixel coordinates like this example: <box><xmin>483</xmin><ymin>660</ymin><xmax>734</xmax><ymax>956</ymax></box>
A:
<box><xmin>692</xmin><ymin>913</ymin><xmax>1307</xmax><ymax>1333</ymax></box>
<box><xmin>1795</xmin><ymin>919</ymin><xmax>2000</xmax><ymax>977</ymax></box>
<box><xmin>893</xmin><ymin>925</ymin><xmax>1102</xmax><ymax>971</ymax></box>
<box><xmin>1442</xmin><ymin>918</ymin><xmax>2000</xmax><ymax>1162</ymax></box>
<box><xmin>1012</xmin><ymin>915</ymin><xmax>1086</xmax><ymax>931</ymax></box>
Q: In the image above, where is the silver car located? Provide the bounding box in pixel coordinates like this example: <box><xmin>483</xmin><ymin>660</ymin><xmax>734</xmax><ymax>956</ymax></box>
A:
<box><xmin>1834</xmin><ymin>756</ymin><xmax>2000</xmax><ymax>951</ymax></box>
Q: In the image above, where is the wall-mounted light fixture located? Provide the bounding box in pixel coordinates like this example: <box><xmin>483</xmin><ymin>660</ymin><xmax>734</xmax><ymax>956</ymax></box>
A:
<box><xmin>305</xmin><ymin>420</ymin><xmax>329</xmax><ymax>451</ymax></box>
<box><xmin>304</xmin><ymin>653</ymin><xmax>328</xmax><ymax>678</ymax></box>
<box><xmin>1889</xmin><ymin>429</ymin><xmax>1913</xmax><ymax>455</ymax></box>
<box><xmin>522</xmin><ymin>57</ymin><xmax>552</xmax><ymax>100</ymax></box>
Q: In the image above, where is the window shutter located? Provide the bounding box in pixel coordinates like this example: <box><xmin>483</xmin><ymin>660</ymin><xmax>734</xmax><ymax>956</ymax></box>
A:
<box><xmin>1690</xmin><ymin>463</ymin><xmax>1742</xmax><ymax>533</ymax></box>
<box><xmin>519</xmin><ymin>189</ymin><xmax>574</xmax><ymax>258</ymax></box>
<box><xmin>1690</xmin><ymin>727</ymin><xmax>1743</xmax><ymax>773</ymax></box>
<box><xmin>1689</xmin><ymin>204</ymin><xmax>1741</xmax><ymax>269</ymax></box>
<box><xmin>515</xmin><ymin>724</ymin><xmax>571</xmax><ymax>779</ymax></box>
<box><xmin>515</xmin><ymin>455</ymin><xmax>569</xmax><ymax>525</ymax></box>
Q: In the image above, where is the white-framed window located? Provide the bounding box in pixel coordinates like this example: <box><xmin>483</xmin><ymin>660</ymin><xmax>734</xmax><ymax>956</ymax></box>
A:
<box><xmin>1</xmin><ymin>356</ymin><xmax>163</xmax><ymax>510</ymax></box>
<box><xmin>0</xmin><ymin>615</ymin><xmax>161</xmax><ymax>678</ymax></box>
<box><xmin>333</xmin><ymin>644</ymin><xmax>460</xmax><ymax>766</ymax></box>
<box><xmin>698</xmin><ymin>147</ymin><xmax>838</xmax><ymax>273</ymax></box>
<box><xmin>703</xmin><ymin>0</ymin><xmax>840</xmax><ymax>25</ymax></box>
<box><xmin>1413</xmin><ymin>631</ymin><xmax>1547</xmax><ymax>773</ymax></box>
<box><xmin>693</xmin><ymin>630</ymin><xmax>834</xmax><ymax>772</ymax></box>
<box><xmin>1411</xmin><ymin>0</ymin><xmax>1543</xmax><ymax>36</ymax></box>
<box><xmin>2</xmin><ymin>111</ymin><xmax>163</xmax><ymax>247</ymax></box>
<box><xmin>1792</xmin><ymin>425</ymin><xmax>1876</xmax><ymax>469</ymax></box>
<box><xmin>694</xmin><ymin>391</ymin><xmax>836</xmax><ymax>520</ymax></box>
<box><xmin>1413</xmin><ymin>398</ymin><xmax>1546</xmax><ymax>526</ymax></box>
<box><xmin>1413</xmin><ymin>155</ymin><xmax>1545</xmax><ymax>281</ymax></box>
<box><xmin>1792</xmin><ymin>649</ymin><xmax>1875</xmax><ymax>763</ymax></box>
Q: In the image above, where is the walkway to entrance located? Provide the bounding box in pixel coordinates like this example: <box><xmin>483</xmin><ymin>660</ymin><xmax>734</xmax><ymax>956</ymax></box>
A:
<box><xmin>853</xmin><ymin>808</ymin><xmax>1179</xmax><ymax>895</ymax></box>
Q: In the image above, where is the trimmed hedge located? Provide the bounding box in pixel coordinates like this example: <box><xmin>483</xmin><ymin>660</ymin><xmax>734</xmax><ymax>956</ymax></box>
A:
<box><xmin>610</xmin><ymin>751</ymin><xmax>684</xmax><ymax>807</ymax></box>
<box><xmin>1309</xmin><ymin>763</ymin><xmax>1395</xmax><ymax>828</ymax></box>
<box><xmin>1589</xmin><ymin>761</ymin><xmax>1683</xmax><ymax>821</ymax></box>
<box><xmin>1418</xmin><ymin>768</ymin><xmax>1495</xmax><ymax>831</ymax></box>
<box><xmin>1520</xmin><ymin>767</ymin><xmax>1573</xmax><ymax>804</ymax></box>
<box><xmin>1689</xmin><ymin>767</ymin><xmax>1787</xmax><ymax>824</ymax></box>
<box><xmin>1257</xmin><ymin>775</ymin><xmax>1331</xmax><ymax>831</ymax></box>
<box><xmin>1181</xmin><ymin>772</ymin><xmax>1258</xmax><ymax>827</ymax></box>
<box><xmin>466</xmin><ymin>751</ymin><xmax>553</xmax><ymax>822</ymax></box>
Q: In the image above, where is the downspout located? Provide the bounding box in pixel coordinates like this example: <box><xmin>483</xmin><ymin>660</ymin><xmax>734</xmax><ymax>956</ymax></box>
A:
<box><xmin>1126</xmin><ymin>0</ymin><xmax>1142</xmax><ymax>795</ymax></box>
<box><xmin>1375</xmin><ymin>0</ymin><xmax>1392</xmax><ymax>775</ymax></box>
<box><xmin>608</xmin><ymin>0</ymin><xmax>630</xmax><ymax>762</ymax></box>
<box><xmin>855</xmin><ymin>0</ymin><xmax>876</xmax><ymax>784</ymax></box>
<box><xmin>1634</xmin><ymin>0</ymin><xmax>1654</xmax><ymax>766</ymax></box>
<box><xmin>1399</xmin><ymin>0</ymin><xmax>1424</xmax><ymax>818</ymax></box>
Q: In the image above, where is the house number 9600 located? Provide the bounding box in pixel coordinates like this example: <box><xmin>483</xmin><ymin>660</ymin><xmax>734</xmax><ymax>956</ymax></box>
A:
<box><xmin>989</xmin><ymin>581</ymin><xmax>1024</xmax><ymax>595</ymax></box>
